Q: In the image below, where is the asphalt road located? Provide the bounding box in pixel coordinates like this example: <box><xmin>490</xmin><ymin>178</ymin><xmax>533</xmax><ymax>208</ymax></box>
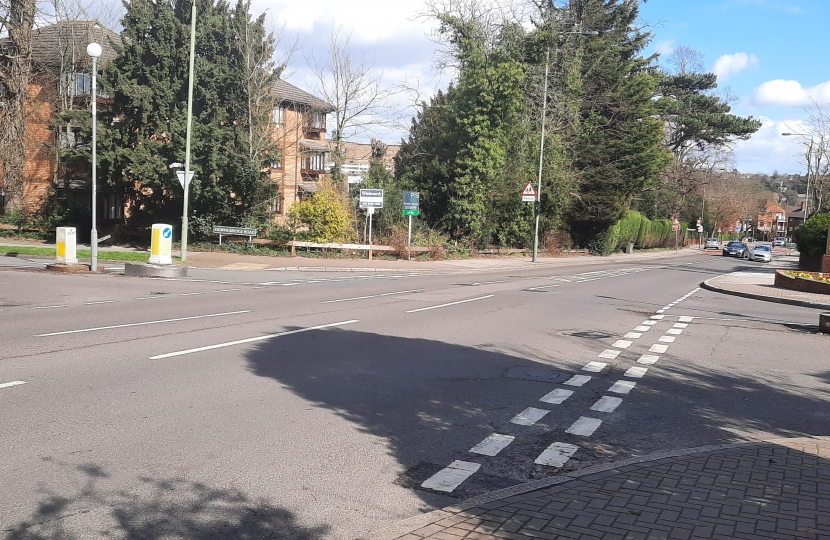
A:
<box><xmin>1</xmin><ymin>252</ymin><xmax>827</xmax><ymax>539</ymax></box>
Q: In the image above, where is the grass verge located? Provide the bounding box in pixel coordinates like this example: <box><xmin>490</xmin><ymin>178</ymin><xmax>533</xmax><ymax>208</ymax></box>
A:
<box><xmin>0</xmin><ymin>245</ymin><xmax>151</xmax><ymax>262</ymax></box>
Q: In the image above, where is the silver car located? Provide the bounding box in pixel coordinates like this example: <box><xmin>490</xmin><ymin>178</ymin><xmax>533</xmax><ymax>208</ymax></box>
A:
<box><xmin>747</xmin><ymin>244</ymin><xmax>772</xmax><ymax>262</ymax></box>
<box><xmin>704</xmin><ymin>238</ymin><xmax>719</xmax><ymax>249</ymax></box>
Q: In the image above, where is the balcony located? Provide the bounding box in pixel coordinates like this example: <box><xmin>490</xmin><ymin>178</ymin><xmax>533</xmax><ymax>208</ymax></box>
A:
<box><xmin>303</xmin><ymin>113</ymin><xmax>327</xmax><ymax>134</ymax></box>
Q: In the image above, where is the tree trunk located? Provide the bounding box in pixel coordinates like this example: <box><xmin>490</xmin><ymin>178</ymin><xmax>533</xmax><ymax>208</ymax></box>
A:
<box><xmin>0</xmin><ymin>0</ymin><xmax>37</xmax><ymax>212</ymax></box>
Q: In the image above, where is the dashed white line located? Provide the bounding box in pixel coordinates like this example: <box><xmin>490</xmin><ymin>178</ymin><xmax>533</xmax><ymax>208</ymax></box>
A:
<box><xmin>608</xmin><ymin>380</ymin><xmax>636</xmax><ymax>394</ymax></box>
<box><xmin>213</xmin><ymin>288</ymin><xmax>241</xmax><ymax>293</ymax></box>
<box><xmin>180</xmin><ymin>292</ymin><xmax>205</xmax><ymax>296</ymax></box>
<box><xmin>421</xmin><ymin>460</ymin><xmax>480</xmax><ymax>492</ymax></box>
<box><xmin>656</xmin><ymin>309</ymin><xmax>665</xmax><ymax>314</ymax></box>
<box><xmin>84</xmin><ymin>300</ymin><xmax>117</xmax><ymax>305</ymax></box>
<box><xmin>612</xmin><ymin>340</ymin><xmax>632</xmax><ymax>349</ymax></box>
<box><xmin>633</xmin><ymin>326</ymin><xmax>651</xmax><ymax>332</ymax></box>
<box><xmin>642</xmin><ymin>320</ymin><xmax>658</xmax><ymax>326</ymax></box>
<box><xmin>135</xmin><ymin>296</ymin><xmax>164</xmax><ymax>301</ymax></box>
<box><xmin>625</xmin><ymin>366</ymin><xmax>648</xmax><ymax>378</ymax></box>
<box><xmin>405</xmin><ymin>295</ymin><xmax>494</xmax><ymax>314</ymax></box>
<box><xmin>658</xmin><ymin>336</ymin><xmax>676</xmax><ymax>343</ymax></box>
<box><xmin>535</xmin><ymin>442</ymin><xmax>579</xmax><ymax>467</ymax></box>
<box><xmin>651</xmin><ymin>315</ymin><xmax>665</xmax><ymax>320</ymax></box>
<box><xmin>623</xmin><ymin>332</ymin><xmax>643</xmax><ymax>339</ymax></box>
<box><xmin>599</xmin><ymin>349</ymin><xmax>620</xmax><ymax>360</ymax></box>
<box><xmin>32</xmin><ymin>305</ymin><xmax>68</xmax><ymax>310</ymax></box>
<box><xmin>469</xmin><ymin>434</ymin><xmax>514</xmax><ymax>456</ymax></box>
<box><xmin>321</xmin><ymin>289</ymin><xmax>424</xmax><ymax>304</ymax></box>
<box><xmin>564</xmin><ymin>374</ymin><xmax>592</xmax><ymax>387</ymax></box>
<box><xmin>591</xmin><ymin>396</ymin><xmax>623</xmax><ymax>413</ymax></box>
<box><xmin>539</xmin><ymin>388</ymin><xmax>574</xmax><ymax>405</ymax></box>
<box><xmin>526</xmin><ymin>284</ymin><xmax>560</xmax><ymax>291</ymax></box>
<box><xmin>673</xmin><ymin>323</ymin><xmax>689</xmax><ymax>329</ymax></box>
<box><xmin>0</xmin><ymin>381</ymin><xmax>26</xmax><ymax>390</ymax></box>
<box><xmin>666</xmin><ymin>328</ymin><xmax>683</xmax><ymax>335</ymax></box>
<box><xmin>566</xmin><ymin>417</ymin><xmax>602</xmax><ymax>436</ymax></box>
<box><xmin>582</xmin><ymin>361</ymin><xmax>607</xmax><ymax>373</ymax></box>
<box><xmin>679</xmin><ymin>316</ymin><xmax>695</xmax><ymax>322</ymax></box>
<box><xmin>36</xmin><ymin>310</ymin><xmax>253</xmax><ymax>337</ymax></box>
<box><xmin>149</xmin><ymin>319</ymin><xmax>359</xmax><ymax>360</ymax></box>
<box><xmin>510</xmin><ymin>407</ymin><xmax>550</xmax><ymax>426</ymax></box>
<box><xmin>649</xmin><ymin>344</ymin><xmax>669</xmax><ymax>354</ymax></box>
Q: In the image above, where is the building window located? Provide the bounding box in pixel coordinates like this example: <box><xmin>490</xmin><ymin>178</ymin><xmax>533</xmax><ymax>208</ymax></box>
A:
<box><xmin>60</xmin><ymin>128</ymin><xmax>85</xmax><ymax>149</ymax></box>
<box><xmin>310</xmin><ymin>112</ymin><xmax>325</xmax><ymax>129</ymax></box>
<box><xmin>270</xmin><ymin>155</ymin><xmax>282</xmax><ymax>169</ymax></box>
<box><xmin>273</xmin><ymin>106</ymin><xmax>285</xmax><ymax>127</ymax></box>
<box><xmin>270</xmin><ymin>197</ymin><xmax>282</xmax><ymax>214</ymax></box>
<box><xmin>60</xmin><ymin>73</ymin><xmax>92</xmax><ymax>97</ymax></box>
<box><xmin>302</xmin><ymin>153</ymin><xmax>325</xmax><ymax>172</ymax></box>
<box><xmin>106</xmin><ymin>193</ymin><xmax>122</xmax><ymax>219</ymax></box>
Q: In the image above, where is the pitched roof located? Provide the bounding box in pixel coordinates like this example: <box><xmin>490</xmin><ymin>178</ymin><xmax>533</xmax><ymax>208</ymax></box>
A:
<box><xmin>31</xmin><ymin>21</ymin><xmax>120</xmax><ymax>70</ymax></box>
<box><xmin>271</xmin><ymin>79</ymin><xmax>333</xmax><ymax>112</ymax></box>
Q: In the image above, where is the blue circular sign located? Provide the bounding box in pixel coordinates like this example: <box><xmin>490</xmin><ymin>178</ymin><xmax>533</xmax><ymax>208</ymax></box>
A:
<box><xmin>162</xmin><ymin>227</ymin><xmax>172</xmax><ymax>239</ymax></box>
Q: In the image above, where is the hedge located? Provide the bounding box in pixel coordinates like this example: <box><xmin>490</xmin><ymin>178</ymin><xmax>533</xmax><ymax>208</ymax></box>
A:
<box><xmin>793</xmin><ymin>212</ymin><xmax>830</xmax><ymax>257</ymax></box>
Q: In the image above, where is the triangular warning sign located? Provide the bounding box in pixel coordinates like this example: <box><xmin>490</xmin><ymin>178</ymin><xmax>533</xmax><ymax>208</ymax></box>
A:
<box><xmin>522</xmin><ymin>182</ymin><xmax>536</xmax><ymax>196</ymax></box>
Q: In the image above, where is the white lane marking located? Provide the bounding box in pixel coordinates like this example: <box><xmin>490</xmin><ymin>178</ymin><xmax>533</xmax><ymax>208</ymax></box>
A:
<box><xmin>421</xmin><ymin>460</ymin><xmax>480</xmax><ymax>492</ymax></box>
<box><xmin>469</xmin><ymin>434</ymin><xmax>514</xmax><ymax>456</ymax></box>
<box><xmin>608</xmin><ymin>380</ymin><xmax>636</xmax><ymax>394</ymax></box>
<box><xmin>510</xmin><ymin>407</ymin><xmax>550</xmax><ymax>426</ymax></box>
<box><xmin>321</xmin><ymin>289</ymin><xmax>424</xmax><ymax>304</ymax></box>
<box><xmin>679</xmin><ymin>316</ymin><xmax>695</xmax><ymax>322</ymax></box>
<box><xmin>624</xmin><ymin>332</ymin><xmax>642</xmax><ymax>339</ymax></box>
<box><xmin>649</xmin><ymin>344</ymin><xmax>669</xmax><ymax>354</ymax></box>
<box><xmin>535</xmin><ymin>442</ymin><xmax>579</xmax><ymax>467</ymax></box>
<box><xmin>84</xmin><ymin>300</ymin><xmax>116</xmax><ymax>305</ymax></box>
<box><xmin>656</xmin><ymin>310</ymin><xmax>665</xmax><ymax>314</ymax></box>
<box><xmin>32</xmin><ymin>305</ymin><xmax>68</xmax><ymax>310</ymax></box>
<box><xmin>149</xmin><ymin>319</ymin><xmax>359</xmax><ymax>360</ymax></box>
<box><xmin>673</xmin><ymin>323</ymin><xmax>689</xmax><ymax>329</ymax></box>
<box><xmin>666</xmin><ymin>328</ymin><xmax>683</xmax><ymax>335</ymax></box>
<box><xmin>612</xmin><ymin>340</ymin><xmax>632</xmax><ymax>349</ymax></box>
<box><xmin>625</xmin><ymin>366</ymin><xmax>648</xmax><ymax>378</ymax></box>
<box><xmin>526</xmin><ymin>284</ymin><xmax>560</xmax><ymax>291</ymax></box>
<box><xmin>405</xmin><ymin>295</ymin><xmax>494</xmax><ymax>314</ymax></box>
<box><xmin>566</xmin><ymin>417</ymin><xmax>602</xmax><ymax>437</ymax></box>
<box><xmin>599</xmin><ymin>349</ymin><xmax>620</xmax><ymax>360</ymax></box>
<box><xmin>180</xmin><ymin>292</ymin><xmax>205</xmax><ymax>296</ymax></box>
<box><xmin>564</xmin><ymin>374</ymin><xmax>591</xmax><ymax>387</ymax></box>
<box><xmin>642</xmin><ymin>320</ymin><xmax>658</xmax><ymax>326</ymax></box>
<box><xmin>135</xmin><ymin>296</ymin><xmax>164</xmax><ymax>301</ymax></box>
<box><xmin>633</xmin><ymin>326</ymin><xmax>651</xmax><ymax>332</ymax></box>
<box><xmin>213</xmin><ymin>288</ymin><xmax>241</xmax><ymax>293</ymax></box>
<box><xmin>36</xmin><ymin>310</ymin><xmax>253</xmax><ymax>337</ymax></box>
<box><xmin>0</xmin><ymin>381</ymin><xmax>26</xmax><ymax>390</ymax></box>
<box><xmin>658</xmin><ymin>336</ymin><xmax>676</xmax><ymax>343</ymax></box>
<box><xmin>582</xmin><ymin>361</ymin><xmax>607</xmax><ymax>373</ymax></box>
<box><xmin>651</xmin><ymin>315</ymin><xmax>665</xmax><ymax>320</ymax></box>
<box><xmin>591</xmin><ymin>396</ymin><xmax>623</xmax><ymax>413</ymax></box>
<box><xmin>540</xmin><ymin>388</ymin><xmax>574</xmax><ymax>405</ymax></box>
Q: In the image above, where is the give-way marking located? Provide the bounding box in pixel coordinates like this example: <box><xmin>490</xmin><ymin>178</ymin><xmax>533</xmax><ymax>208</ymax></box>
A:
<box><xmin>405</xmin><ymin>295</ymin><xmax>494</xmax><ymax>314</ymax></box>
<box><xmin>321</xmin><ymin>289</ymin><xmax>424</xmax><ymax>304</ymax></box>
<box><xmin>149</xmin><ymin>319</ymin><xmax>359</xmax><ymax>360</ymax></box>
<box><xmin>36</xmin><ymin>311</ymin><xmax>253</xmax><ymax>337</ymax></box>
<box><xmin>0</xmin><ymin>381</ymin><xmax>26</xmax><ymax>390</ymax></box>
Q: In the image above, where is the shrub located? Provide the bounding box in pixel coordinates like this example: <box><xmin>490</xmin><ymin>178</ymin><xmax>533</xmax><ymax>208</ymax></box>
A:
<box><xmin>793</xmin><ymin>212</ymin><xmax>830</xmax><ymax>257</ymax></box>
<box><xmin>288</xmin><ymin>180</ymin><xmax>357</xmax><ymax>243</ymax></box>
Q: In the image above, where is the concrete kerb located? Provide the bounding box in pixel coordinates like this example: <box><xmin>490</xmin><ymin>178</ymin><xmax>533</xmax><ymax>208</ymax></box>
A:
<box><xmin>359</xmin><ymin>436</ymin><xmax>830</xmax><ymax>540</ymax></box>
<box><xmin>701</xmin><ymin>276</ymin><xmax>830</xmax><ymax>310</ymax></box>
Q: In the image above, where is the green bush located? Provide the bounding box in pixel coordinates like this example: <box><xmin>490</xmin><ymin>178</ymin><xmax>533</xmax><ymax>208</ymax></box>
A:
<box><xmin>793</xmin><ymin>212</ymin><xmax>830</xmax><ymax>257</ymax></box>
<box><xmin>289</xmin><ymin>181</ymin><xmax>357</xmax><ymax>244</ymax></box>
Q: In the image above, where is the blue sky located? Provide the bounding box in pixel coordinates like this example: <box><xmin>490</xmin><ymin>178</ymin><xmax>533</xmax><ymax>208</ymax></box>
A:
<box><xmin>639</xmin><ymin>0</ymin><xmax>830</xmax><ymax>174</ymax></box>
<box><xmin>256</xmin><ymin>0</ymin><xmax>828</xmax><ymax>175</ymax></box>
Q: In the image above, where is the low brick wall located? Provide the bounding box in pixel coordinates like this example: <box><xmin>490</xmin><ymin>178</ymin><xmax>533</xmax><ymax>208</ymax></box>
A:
<box><xmin>775</xmin><ymin>270</ymin><xmax>830</xmax><ymax>295</ymax></box>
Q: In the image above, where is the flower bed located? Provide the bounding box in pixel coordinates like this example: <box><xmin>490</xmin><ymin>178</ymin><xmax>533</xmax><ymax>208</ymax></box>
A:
<box><xmin>775</xmin><ymin>270</ymin><xmax>830</xmax><ymax>295</ymax></box>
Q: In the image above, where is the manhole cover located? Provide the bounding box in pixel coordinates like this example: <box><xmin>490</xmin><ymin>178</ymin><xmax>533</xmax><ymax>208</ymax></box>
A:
<box><xmin>506</xmin><ymin>366</ymin><xmax>562</xmax><ymax>383</ymax></box>
<box><xmin>566</xmin><ymin>330</ymin><xmax>614</xmax><ymax>340</ymax></box>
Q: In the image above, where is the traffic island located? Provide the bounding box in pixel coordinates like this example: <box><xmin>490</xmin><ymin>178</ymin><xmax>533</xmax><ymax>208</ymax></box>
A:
<box><xmin>124</xmin><ymin>262</ymin><xmax>187</xmax><ymax>278</ymax></box>
<box><xmin>774</xmin><ymin>270</ymin><xmax>830</xmax><ymax>295</ymax></box>
<box><xmin>45</xmin><ymin>263</ymin><xmax>104</xmax><ymax>273</ymax></box>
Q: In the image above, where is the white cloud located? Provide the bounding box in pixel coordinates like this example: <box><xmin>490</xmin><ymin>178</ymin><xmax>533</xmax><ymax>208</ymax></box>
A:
<box><xmin>750</xmin><ymin>79</ymin><xmax>830</xmax><ymax>107</ymax></box>
<box><xmin>712</xmin><ymin>52</ymin><xmax>758</xmax><ymax>81</ymax></box>
<box><xmin>733</xmin><ymin>116</ymin><xmax>808</xmax><ymax>174</ymax></box>
<box><xmin>653</xmin><ymin>40</ymin><xmax>675</xmax><ymax>57</ymax></box>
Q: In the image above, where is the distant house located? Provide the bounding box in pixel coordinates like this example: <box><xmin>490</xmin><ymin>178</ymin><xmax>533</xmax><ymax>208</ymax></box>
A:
<box><xmin>786</xmin><ymin>201</ymin><xmax>807</xmax><ymax>237</ymax></box>
<box><xmin>333</xmin><ymin>140</ymin><xmax>400</xmax><ymax>186</ymax></box>
<box><xmin>267</xmin><ymin>79</ymin><xmax>334</xmax><ymax>222</ymax></box>
<box><xmin>755</xmin><ymin>200</ymin><xmax>786</xmax><ymax>241</ymax></box>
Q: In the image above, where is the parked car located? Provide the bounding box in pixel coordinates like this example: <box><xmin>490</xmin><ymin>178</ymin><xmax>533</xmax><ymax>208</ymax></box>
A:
<box><xmin>704</xmin><ymin>238</ymin><xmax>720</xmax><ymax>249</ymax></box>
<box><xmin>774</xmin><ymin>237</ymin><xmax>787</xmax><ymax>246</ymax></box>
<box><xmin>722</xmin><ymin>241</ymin><xmax>748</xmax><ymax>258</ymax></box>
<box><xmin>747</xmin><ymin>244</ymin><xmax>772</xmax><ymax>263</ymax></box>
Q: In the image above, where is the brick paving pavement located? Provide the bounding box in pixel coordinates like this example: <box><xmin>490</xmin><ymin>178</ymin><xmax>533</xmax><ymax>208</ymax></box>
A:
<box><xmin>363</xmin><ymin>438</ymin><xmax>830</xmax><ymax>540</ymax></box>
<box><xmin>702</xmin><ymin>269</ymin><xmax>830</xmax><ymax>310</ymax></box>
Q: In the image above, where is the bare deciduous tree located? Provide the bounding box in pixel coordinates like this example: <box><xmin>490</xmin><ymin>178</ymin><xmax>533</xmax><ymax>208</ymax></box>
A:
<box><xmin>666</xmin><ymin>44</ymin><xmax>705</xmax><ymax>75</ymax></box>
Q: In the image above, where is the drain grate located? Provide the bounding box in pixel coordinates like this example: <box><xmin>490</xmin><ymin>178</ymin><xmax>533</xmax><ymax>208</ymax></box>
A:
<box><xmin>565</xmin><ymin>330</ymin><xmax>614</xmax><ymax>340</ymax></box>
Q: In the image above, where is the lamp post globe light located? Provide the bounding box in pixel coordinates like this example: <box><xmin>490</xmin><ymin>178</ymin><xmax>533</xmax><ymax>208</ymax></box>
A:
<box><xmin>87</xmin><ymin>41</ymin><xmax>102</xmax><ymax>272</ymax></box>
<box><xmin>532</xmin><ymin>30</ymin><xmax>599</xmax><ymax>262</ymax></box>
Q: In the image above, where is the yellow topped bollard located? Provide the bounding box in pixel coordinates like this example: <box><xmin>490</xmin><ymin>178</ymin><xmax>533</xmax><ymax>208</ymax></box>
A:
<box><xmin>56</xmin><ymin>227</ymin><xmax>78</xmax><ymax>265</ymax></box>
<box><xmin>149</xmin><ymin>223</ymin><xmax>173</xmax><ymax>265</ymax></box>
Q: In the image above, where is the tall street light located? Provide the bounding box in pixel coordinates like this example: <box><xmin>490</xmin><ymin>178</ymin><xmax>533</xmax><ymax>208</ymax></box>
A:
<box><xmin>87</xmin><ymin>41</ymin><xmax>102</xmax><ymax>272</ymax></box>
<box><xmin>532</xmin><ymin>30</ymin><xmax>599</xmax><ymax>263</ymax></box>
<box><xmin>181</xmin><ymin>0</ymin><xmax>197</xmax><ymax>262</ymax></box>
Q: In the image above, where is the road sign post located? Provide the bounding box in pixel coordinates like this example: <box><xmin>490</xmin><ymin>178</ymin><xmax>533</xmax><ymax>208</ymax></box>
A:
<box><xmin>359</xmin><ymin>189</ymin><xmax>383</xmax><ymax>260</ymax></box>
<box><xmin>403</xmin><ymin>191</ymin><xmax>420</xmax><ymax>260</ymax></box>
<box><xmin>150</xmin><ymin>223</ymin><xmax>174</xmax><ymax>265</ymax></box>
<box><xmin>672</xmin><ymin>219</ymin><xmax>681</xmax><ymax>254</ymax></box>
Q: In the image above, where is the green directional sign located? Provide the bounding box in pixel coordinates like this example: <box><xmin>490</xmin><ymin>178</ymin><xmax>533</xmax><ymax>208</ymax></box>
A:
<box><xmin>403</xmin><ymin>191</ymin><xmax>420</xmax><ymax>216</ymax></box>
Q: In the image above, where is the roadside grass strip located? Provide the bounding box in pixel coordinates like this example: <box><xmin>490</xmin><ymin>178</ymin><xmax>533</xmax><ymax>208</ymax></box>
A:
<box><xmin>535</xmin><ymin>442</ymin><xmax>579</xmax><ymax>467</ymax></box>
<box><xmin>591</xmin><ymin>396</ymin><xmax>623</xmax><ymax>413</ymax></box>
<box><xmin>566</xmin><ymin>417</ymin><xmax>602</xmax><ymax>436</ymax></box>
<box><xmin>510</xmin><ymin>407</ymin><xmax>550</xmax><ymax>426</ymax></box>
<box><xmin>608</xmin><ymin>380</ymin><xmax>636</xmax><ymax>394</ymax></box>
<box><xmin>563</xmin><ymin>375</ymin><xmax>592</xmax><ymax>387</ymax></box>
<box><xmin>149</xmin><ymin>319</ymin><xmax>359</xmax><ymax>359</ymax></box>
<box><xmin>421</xmin><ymin>460</ymin><xmax>481</xmax><ymax>492</ymax></box>
<box><xmin>0</xmin><ymin>381</ymin><xmax>26</xmax><ymax>390</ymax></box>
<box><xmin>469</xmin><ymin>434</ymin><xmax>515</xmax><ymax>457</ymax></box>
<box><xmin>540</xmin><ymin>388</ymin><xmax>574</xmax><ymax>405</ymax></box>
<box><xmin>582</xmin><ymin>361</ymin><xmax>607</xmax><ymax>372</ymax></box>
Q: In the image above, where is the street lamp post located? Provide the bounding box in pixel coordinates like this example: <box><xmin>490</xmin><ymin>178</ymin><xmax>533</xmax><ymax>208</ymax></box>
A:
<box><xmin>532</xmin><ymin>30</ymin><xmax>598</xmax><ymax>263</ymax></box>
<box><xmin>181</xmin><ymin>0</ymin><xmax>197</xmax><ymax>262</ymax></box>
<box><xmin>87</xmin><ymin>42</ymin><xmax>102</xmax><ymax>272</ymax></box>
